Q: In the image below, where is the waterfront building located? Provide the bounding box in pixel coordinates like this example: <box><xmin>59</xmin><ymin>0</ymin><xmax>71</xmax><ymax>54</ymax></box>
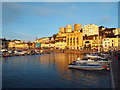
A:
<box><xmin>41</xmin><ymin>43</ymin><xmax>50</xmax><ymax>48</ymax></box>
<box><xmin>82</xmin><ymin>25</ymin><xmax>109</xmax><ymax>51</ymax></box>
<box><xmin>35</xmin><ymin>37</ymin><xmax>50</xmax><ymax>44</ymax></box>
<box><xmin>8</xmin><ymin>40</ymin><xmax>23</xmax><ymax>49</ymax></box>
<box><xmin>58</xmin><ymin>27</ymin><xmax>66</xmax><ymax>36</ymax></box>
<box><xmin>83</xmin><ymin>34</ymin><xmax>103</xmax><ymax>50</ymax></box>
<box><xmin>8</xmin><ymin>41</ymin><xmax>17</xmax><ymax>48</ymax></box>
<box><xmin>35</xmin><ymin>37</ymin><xmax>51</xmax><ymax>48</ymax></box>
<box><xmin>83</xmin><ymin>24</ymin><xmax>99</xmax><ymax>36</ymax></box>
<box><xmin>55</xmin><ymin>41</ymin><xmax>67</xmax><ymax>49</ymax></box>
<box><xmin>113</xmin><ymin>28</ymin><xmax>120</xmax><ymax>36</ymax></box>
<box><xmin>66</xmin><ymin>32</ymin><xmax>83</xmax><ymax>49</ymax></box>
<box><xmin>74</xmin><ymin>24</ymin><xmax>82</xmax><ymax>32</ymax></box>
<box><xmin>83</xmin><ymin>40</ymin><xmax>93</xmax><ymax>49</ymax></box>
<box><xmin>59</xmin><ymin>27</ymin><xmax>66</xmax><ymax>33</ymax></box>
<box><xmin>54</xmin><ymin>35</ymin><xmax>67</xmax><ymax>49</ymax></box>
<box><xmin>103</xmin><ymin>38</ymin><xmax>120</xmax><ymax>51</ymax></box>
<box><xmin>14</xmin><ymin>43</ymin><xmax>29</xmax><ymax>49</ymax></box>
<box><xmin>38</xmin><ymin>39</ymin><xmax>66</xmax><ymax>49</ymax></box>
<box><xmin>27</xmin><ymin>41</ymin><xmax>35</xmax><ymax>49</ymax></box>
<box><xmin>8</xmin><ymin>40</ymin><xmax>29</xmax><ymax>49</ymax></box>
<box><xmin>49</xmin><ymin>43</ymin><xmax>55</xmax><ymax>48</ymax></box>
<box><xmin>58</xmin><ymin>31</ymin><xmax>67</xmax><ymax>36</ymax></box>
<box><xmin>66</xmin><ymin>25</ymin><xmax>72</xmax><ymax>33</ymax></box>
<box><xmin>101</xmin><ymin>28</ymin><xmax>115</xmax><ymax>38</ymax></box>
<box><xmin>99</xmin><ymin>27</ymin><xmax>120</xmax><ymax>51</ymax></box>
<box><xmin>34</xmin><ymin>24</ymin><xmax>120</xmax><ymax>51</ymax></box>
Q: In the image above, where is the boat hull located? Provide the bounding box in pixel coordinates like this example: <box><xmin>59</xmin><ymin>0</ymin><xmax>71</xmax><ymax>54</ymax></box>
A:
<box><xmin>68</xmin><ymin>65</ymin><xmax>109</xmax><ymax>70</ymax></box>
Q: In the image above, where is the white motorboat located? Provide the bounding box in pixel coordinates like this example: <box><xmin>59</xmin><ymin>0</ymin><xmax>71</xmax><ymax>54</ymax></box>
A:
<box><xmin>75</xmin><ymin>58</ymin><xmax>111</xmax><ymax>65</ymax></box>
<box><xmin>68</xmin><ymin>63</ymin><xmax>110</xmax><ymax>70</ymax></box>
<box><xmin>86</xmin><ymin>52</ymin><xmax>110</xmax><ymax>59</ymax></box>
<box><xmin>82</xmin><ymin>53</ymin><xmax>111</xmax><ymax>65</ymax></box>
<box><xmin>85</xmin><ymin>54</ymin><xmax>102</xmax><ymax>58</ymax></box>
<box><xmin>68</xmin><ymin>52</ymin><xmax>111</xmax><ymax>70</ymax></box>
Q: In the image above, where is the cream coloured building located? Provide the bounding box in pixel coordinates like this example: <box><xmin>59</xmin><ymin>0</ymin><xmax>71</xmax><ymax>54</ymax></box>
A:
<box><xmin>8</xmin><ymin>40</ymin><xmax>23</xmax><ymax>48</ymax></box>
<box><xmin>113</xmin><ymin>28</ymin><xmax>120</xmax><ymax>36</ymax></box>
<box><xmin>35</xmin><ymin>37</ymin><xmax>50</xmax><ymax>44</ymax></box>
<box><xmin>103</xmin><ymin>38</ymin><xmax>120</xmax><ymax>51</ymax></box>
<box><xmin>66</xmin><ymin>25</ymin><xmax>72</xmax><ymax>33</ymax></box>
<box><xmin>66</xmin><ymin>32</ymin><xmax>83</xmax><ymax>49</ymax></box>
<box><xmin>41</xmin><ymin>43</ymin><xmax>50</xmax><ymax>48</ymax></box>
<box><xmin>83</xmin><ymin>24</ymin><xmax>99</xmax><ymax>36</ymax></box>
<box><xmin>59</xmin><ymin>27</ymin><xmax>66</xmax><ymax>33</ymax></box>
<box><xmin>14</xmin><ymin>43</ymin><xmax>28</xmax><ymax>49</ymax></box>
<box><xmin>8</xmin><ymin>40</ymin><xmax>29</xmax><ymax>49</ymax></box>
<box><xmin>74</xmin><ymin>24</ymin><xmax>82</xmax><ymax>32</ymax></box>
<box><xmin>55</xmin><ymin>41</ymin><xmax>67</xmax><ymax>49</ymax></box>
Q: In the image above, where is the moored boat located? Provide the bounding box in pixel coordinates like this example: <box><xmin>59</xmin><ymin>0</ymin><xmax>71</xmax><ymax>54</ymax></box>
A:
<box><xmin>68</xmin><ymin>52</ymin><xmax>111</xmax><ymax>71</ymax></box>
<box><xmin>68</xmin><ymin>63</ymin><xmax>110</xmax><ymax>70</ymax></box>
<box><xmin>80</xmin><ymin>54</ymin><xmax>111</xmax><ymax>65</ymax></box>
<box><xmin>75</xmin><ymin>58</ymin><xmax>111</xmax><ymax>66</ymax></box>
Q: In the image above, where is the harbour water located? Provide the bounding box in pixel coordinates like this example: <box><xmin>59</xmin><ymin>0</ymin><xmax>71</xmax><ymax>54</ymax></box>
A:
<box><xmin>2</xmin><ymin>53</ymin><xmax>112</xmax><ymax>88</ymax></box>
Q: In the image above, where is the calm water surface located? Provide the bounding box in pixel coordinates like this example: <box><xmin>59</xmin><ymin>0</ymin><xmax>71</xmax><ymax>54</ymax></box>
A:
<box><xmin>2</xmin><ymin>53</ymin><xmax>112</xmax><ymax>88</ymax></box>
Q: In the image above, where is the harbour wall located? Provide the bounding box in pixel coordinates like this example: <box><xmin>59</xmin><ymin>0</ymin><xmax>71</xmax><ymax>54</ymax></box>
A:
<box><xmin>43</xmin><ymin>49</ymin><xmax>95</xmax><ymax>54</ymax></box>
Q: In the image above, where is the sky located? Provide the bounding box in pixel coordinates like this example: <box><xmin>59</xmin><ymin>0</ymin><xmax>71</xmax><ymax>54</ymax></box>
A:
<box><xmin>2</xmin><ymin>2</ymin><xmax>118</xmax><ymax>42</ymax></box>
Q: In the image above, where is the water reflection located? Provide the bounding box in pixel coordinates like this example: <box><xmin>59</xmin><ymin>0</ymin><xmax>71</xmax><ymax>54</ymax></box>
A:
<box><xmin>2</xmin><ymin>53</ymin><xmax>111</xmax><ymax>88</ymax></box>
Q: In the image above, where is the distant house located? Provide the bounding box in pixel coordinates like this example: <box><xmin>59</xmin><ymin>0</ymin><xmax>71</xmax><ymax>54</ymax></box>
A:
<box><xmin>8</xmin><ymin>39</ymin><xmax>29</xmax><ymax>49</ymax></box>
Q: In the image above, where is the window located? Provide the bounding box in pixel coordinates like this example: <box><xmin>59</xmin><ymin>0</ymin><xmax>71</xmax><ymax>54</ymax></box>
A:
<box><xmin>112</xmin><ymin>43</ymin><xmax>113</xmax><ymax>46</ymax></box>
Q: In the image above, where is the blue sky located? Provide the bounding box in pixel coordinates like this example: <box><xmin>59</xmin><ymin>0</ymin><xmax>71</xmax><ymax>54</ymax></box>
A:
<box><xmin>2</xmin><ymin>2</ymin><xmax>118</xmax><ymax>41</ymax></box>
